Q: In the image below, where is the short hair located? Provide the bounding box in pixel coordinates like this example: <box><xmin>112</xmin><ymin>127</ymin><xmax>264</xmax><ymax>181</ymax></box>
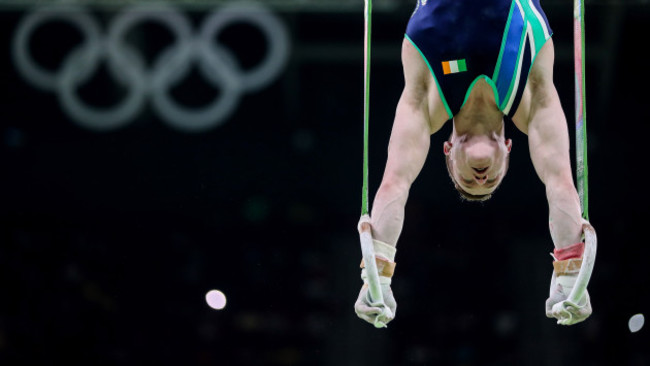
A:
<box><xmin>444</xmin><ymin>145</ymin><xmax>510</xmax><ymax>202</ymax></box>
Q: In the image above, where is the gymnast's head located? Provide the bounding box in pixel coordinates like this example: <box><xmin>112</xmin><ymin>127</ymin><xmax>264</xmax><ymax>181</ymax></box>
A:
<box><xmin>443</xmin><ymin>123</ymin><xmax>512</xmax><ymax>202</ymax></box>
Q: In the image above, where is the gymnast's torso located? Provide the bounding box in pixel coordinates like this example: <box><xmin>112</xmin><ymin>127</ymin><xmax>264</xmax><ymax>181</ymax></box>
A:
<box><xmin>405</xmin><ymin>0</ymin><xmax>553</xmax><ymax>119</ymax></box>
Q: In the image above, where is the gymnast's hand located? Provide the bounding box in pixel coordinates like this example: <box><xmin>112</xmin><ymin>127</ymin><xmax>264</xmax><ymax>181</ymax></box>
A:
<box><xmin>545</xmin><ymin>271</ymin><xmax>592</xmax><ymax>325</ymax></box>
<box><xmin>355</xmin><ymin>282</ymin><xmax>397</xmax><ymax>327</ymax></box>
<box><xmin>355</xmin><ymin>216</ymin><xmax>398</xmax><ymax>327</ymax></box>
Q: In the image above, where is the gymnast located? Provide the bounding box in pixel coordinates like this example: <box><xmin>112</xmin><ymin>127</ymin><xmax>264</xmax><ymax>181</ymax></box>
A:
<box><xmin>355</xmin><ymin>0</ymin><xmax>595</xmax><ymax>327</ymax></box>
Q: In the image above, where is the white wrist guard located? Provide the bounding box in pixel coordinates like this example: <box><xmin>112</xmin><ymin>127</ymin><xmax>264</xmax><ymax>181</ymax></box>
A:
<box><xmin>359</xmin><ymin>239</ymin><xmax>396</xmax><ymax>286</ymax></box>
<box><xmin>357</xmin><ymin>215</ymin><xmax>397</xmax><ymax>284</ymax></box>
<box><xmin>357</xmin><ymin>216</ymin><xmax>397</xmax><ymax>261</ymax></box>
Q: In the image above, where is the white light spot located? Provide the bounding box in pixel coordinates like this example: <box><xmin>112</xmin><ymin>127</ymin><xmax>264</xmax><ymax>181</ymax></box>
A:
<box><xmin>206</xmin><ymin>289</ymin><xmax>227</xmax><ymax>310</ymax></box>
<box><xmin>628</xmin><ymin>313</ymin><xmax>644</xmax><ymax>333</ymax></box>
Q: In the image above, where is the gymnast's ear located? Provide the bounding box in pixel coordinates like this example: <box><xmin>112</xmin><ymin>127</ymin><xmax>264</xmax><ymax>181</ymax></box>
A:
<box><xmin>443</xmin><ymin>141</ymin><xmax>452</xmax><ymax>155</ymax></box>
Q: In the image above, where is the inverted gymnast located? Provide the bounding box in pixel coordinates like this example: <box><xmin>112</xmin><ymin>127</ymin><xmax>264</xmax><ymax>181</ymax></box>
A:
<box><xmin>355</xmin><ymin>0</ymin><xmax>596</xmax><ymax>327</ymax></box>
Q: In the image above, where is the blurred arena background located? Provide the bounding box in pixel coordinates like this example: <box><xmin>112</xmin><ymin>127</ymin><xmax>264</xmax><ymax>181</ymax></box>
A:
<box><xmin>0</xmin><ymin>0</ymin><xmax>648</xmax><ymax>364</ymax></box>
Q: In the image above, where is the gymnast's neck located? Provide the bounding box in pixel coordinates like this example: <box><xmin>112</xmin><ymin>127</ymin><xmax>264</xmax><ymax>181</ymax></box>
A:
<box><xmin>453</xmin><ymin>78</ymin><xmax>504</xmax><ymax>136</ymax></box>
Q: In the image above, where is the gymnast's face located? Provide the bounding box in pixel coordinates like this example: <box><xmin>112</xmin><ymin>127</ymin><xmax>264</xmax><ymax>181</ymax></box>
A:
<box><xmin>444</xmin><ymin>132</ymin><xmax>512</xmax><ymax>198</ymax></box>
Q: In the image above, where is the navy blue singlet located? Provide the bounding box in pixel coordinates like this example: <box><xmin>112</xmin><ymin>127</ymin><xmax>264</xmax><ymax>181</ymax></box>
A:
<box><xmin>405</xmin><ymin>0</ymin><xmax>552</xmax><ymax>119</ymax></box>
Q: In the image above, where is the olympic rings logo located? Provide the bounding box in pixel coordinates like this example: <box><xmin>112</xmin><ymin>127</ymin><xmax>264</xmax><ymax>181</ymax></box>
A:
<box><xmin>12</xmin><ymin>2</ymin><xmax>290</xmax><ymax>132</ymax></box>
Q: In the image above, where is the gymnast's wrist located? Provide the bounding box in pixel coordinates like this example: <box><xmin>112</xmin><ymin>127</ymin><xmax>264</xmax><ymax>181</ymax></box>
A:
<box><xmin>359</xmin><ymin>239</ymin><xmax>396</xmax><ymax>278</ymax></box>
<box><xmin>552</xmin><ymin>242</ymin><xmax>584</xmax><ymax>276</ymax></box>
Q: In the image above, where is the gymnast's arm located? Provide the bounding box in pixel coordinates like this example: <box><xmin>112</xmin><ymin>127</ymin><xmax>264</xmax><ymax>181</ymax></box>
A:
<box><xmin>518</xmin><ymin>40</ymin><xmax>594</xmax><ymax>324</ymax></box>
<box><xmin>368</xmin><ymin>38</ymin><xmax>448</xmax><ymax>247</ymax></box>
<box><xmin>516</xmin><ymin>40</ymin><xmax>583</xmax><ymax>249</ymax></box>
<box><xmin>355</xmin><ymin>38</ymin><xmax>448</xmax><ymax>326</ymax></box>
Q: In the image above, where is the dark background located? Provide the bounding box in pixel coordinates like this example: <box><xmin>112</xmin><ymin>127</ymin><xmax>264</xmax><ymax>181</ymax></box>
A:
<box><xmin>1</xmin><ymin>1</ymin><xmax>649</xmax><ymax>365</ymax></box>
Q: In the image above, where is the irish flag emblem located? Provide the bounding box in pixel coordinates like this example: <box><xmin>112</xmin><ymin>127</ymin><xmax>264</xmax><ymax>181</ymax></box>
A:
<box><xmin>442</xmin><ymin>59</ymin><xmax>467</xmax><ymax>75</ymax></box>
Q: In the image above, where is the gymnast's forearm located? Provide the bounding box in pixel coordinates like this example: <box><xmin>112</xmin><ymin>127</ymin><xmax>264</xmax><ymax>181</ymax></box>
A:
<box><xmin>370</xmin><ymin>181</ymin><xmax>410</xmax><ymax>247</ymax></box>
<box><xmin>530</xmin><ymin>131</ymin><xmax>583</xmax><ymax>249</ymax></box>
<box><xmin>524</xmin><ymin>63</ymin><xmax>583</xmax><ymax>249</ymax></box>
<box><xmin>367</xmin><ymin>88</ymin><xmax>431</xmax><ymax>249</ymax></box>
<box><xmin>546</xmin><ymin>179</ymin><xmax>583</xmax><ymax>249</ymax></box>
